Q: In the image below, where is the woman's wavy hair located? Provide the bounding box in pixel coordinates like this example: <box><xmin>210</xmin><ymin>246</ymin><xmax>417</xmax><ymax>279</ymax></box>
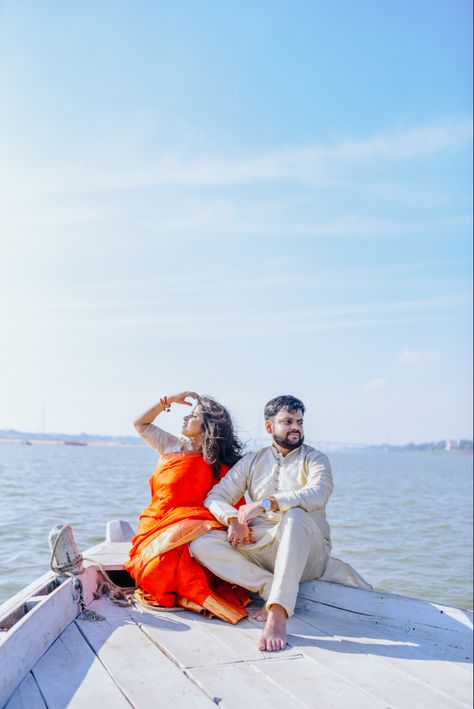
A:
<box><xmin>198</xmin><ymin>396</ymin><xmax>244</xmax><ymax>478</ymax></box>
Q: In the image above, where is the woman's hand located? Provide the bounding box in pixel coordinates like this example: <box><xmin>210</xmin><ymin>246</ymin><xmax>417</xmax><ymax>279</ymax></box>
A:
<box><xmin>168</xmin><ymin>391</ymin><xmax>200</xmax><ymax>406</ymax></box>
<box><xmin>133</xmin><ymin>391</ymin><xmax>199</xmax><ymax>432</ymax></box>
<box><xmin>227</xmin><ymin>521</ymin><xmax>255</xmax><ymax>547</ymax></box>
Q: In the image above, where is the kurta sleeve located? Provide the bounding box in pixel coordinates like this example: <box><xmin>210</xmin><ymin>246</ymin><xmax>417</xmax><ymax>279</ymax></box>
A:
<box><xmin>204</xmin><ymin>453</ymin><xmax>254</xmax><ymax>525</ymax></box>
<box><xmin>272</xmin><ymin>451</ymin><xmax>333</xmax><ymax>512</ymax></box>
<box><xmin>139</xmin><ymin>423</ymin><xmax>185</xmax><ymax>455</ymax></box>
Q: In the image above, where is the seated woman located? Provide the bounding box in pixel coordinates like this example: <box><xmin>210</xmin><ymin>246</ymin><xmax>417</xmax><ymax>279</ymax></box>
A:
<box><xmin>125</xmin><ymin>390</ymin><xmax>250</xmax><ymax>624</ymax></box>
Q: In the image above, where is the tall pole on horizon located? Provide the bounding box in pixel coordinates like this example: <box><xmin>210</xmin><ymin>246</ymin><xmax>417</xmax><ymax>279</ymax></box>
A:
<box><xmin>39</xmin><ymin>401</ymin><xmax>45</xmax><ymax>434</ymax></box>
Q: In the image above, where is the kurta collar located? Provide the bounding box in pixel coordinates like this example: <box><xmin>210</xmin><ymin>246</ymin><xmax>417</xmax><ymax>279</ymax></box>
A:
<box><xmin>270</xmin><ymin>444</ymin><xmax>302</xmax><ymax>462</ymax></box>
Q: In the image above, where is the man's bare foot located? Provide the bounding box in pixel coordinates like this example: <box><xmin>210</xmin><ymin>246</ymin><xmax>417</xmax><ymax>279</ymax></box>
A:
<box><xmin>250</xmin><ymin>606</ymin><xmax>268</xmax><ymax>622</ymax></box>
<box><xmin>258</xmin><ymin>604</ymin><xmax>287</xmax><ymax>652</ymax></box>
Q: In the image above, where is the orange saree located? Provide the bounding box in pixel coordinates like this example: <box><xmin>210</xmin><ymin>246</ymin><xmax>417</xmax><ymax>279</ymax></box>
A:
<box><xmin>125</xmin><ymin>450</ymin><xmax>248</xmax><ymax>624</ymax></box>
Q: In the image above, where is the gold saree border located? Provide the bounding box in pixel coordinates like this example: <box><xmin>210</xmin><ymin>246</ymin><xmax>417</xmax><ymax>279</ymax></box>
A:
<box><xmin>134</xmin><ymin>589</ymin><xmax>247</xmax><ymax>625</ymax></box>
<box><xmin>135</xmin><ymin>518</ymin><xmax>222</xmax><ymax>579</ymax></box>
<box><xmin>201</xmin><ymin>593</ymin><xmax>248</xmax><ymax>624</ymax></box>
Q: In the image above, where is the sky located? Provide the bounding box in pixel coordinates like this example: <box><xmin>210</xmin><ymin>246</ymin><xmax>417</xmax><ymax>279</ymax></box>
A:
<box><xmin>0</xmin><ymin>0</ymin><xmax>472</xmax><ymax>445</ymax></box>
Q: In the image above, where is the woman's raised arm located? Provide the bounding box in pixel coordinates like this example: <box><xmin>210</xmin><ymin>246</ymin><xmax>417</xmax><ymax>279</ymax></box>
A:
<box><xmin>133</xmin><ymin>391</ymin><xmax>199</xmax><ymax>433</ymax></box>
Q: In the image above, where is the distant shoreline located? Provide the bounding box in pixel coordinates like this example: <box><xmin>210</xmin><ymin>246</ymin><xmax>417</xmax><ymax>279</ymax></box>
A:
<box><xmin>0</xmin><ymin>436</ymin><xmax>144</xmax><ymax>448</ymax></box>
<box><xmin>0</xmin><ymin>430</ymin><xmax>472</xmax><ymax>454</ymax></box>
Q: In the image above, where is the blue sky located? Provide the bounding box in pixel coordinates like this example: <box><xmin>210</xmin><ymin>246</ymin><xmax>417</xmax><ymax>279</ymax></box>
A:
<box><xmin>0</xmin><ymin>0</ymin><xmax>472</xmax><ymax>444</ymax></box>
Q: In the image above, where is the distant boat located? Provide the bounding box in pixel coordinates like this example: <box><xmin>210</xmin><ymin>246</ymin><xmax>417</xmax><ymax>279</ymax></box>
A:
<box><xmin>63</xmin><ymin>440</ymin><xmax>87</xmax><ymax>446</ymax></box>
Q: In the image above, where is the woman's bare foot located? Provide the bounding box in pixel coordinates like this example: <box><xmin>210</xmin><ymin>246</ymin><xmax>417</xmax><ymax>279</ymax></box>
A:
<box><xmin>250</xmin><ymin>606</ymin><xmax>268</xmax><ymax>622</ymax></box>
<box><xmin>258</xmin><ymin>604</ymin><xmax>287</xmax><ymax>652</ymax></box>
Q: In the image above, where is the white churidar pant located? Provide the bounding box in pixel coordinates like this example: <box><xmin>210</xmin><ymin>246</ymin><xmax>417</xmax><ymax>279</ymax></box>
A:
<box><xmin>189</xmin><ymin>508</ymin><xmax>329</xmax><ymax>618</ymax></box>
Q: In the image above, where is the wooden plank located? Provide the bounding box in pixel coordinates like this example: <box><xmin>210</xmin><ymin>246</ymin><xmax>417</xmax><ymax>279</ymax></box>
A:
<box><xmin>373</xmin><ymin>653</ymin><xmax>473</xmax><ymax>707</ymax></box>
<box><xmin>189</xmin><ymin>655</ymin><xmax>388</xmax><ymax>709</ymax></box>
<box><xmin>295</xmin><ymin>601</ymin><xmax>454</xmax><ymax>664</ymax></box>
<box><xmin>76</xmin><ymin>610</ymin><xmax>214</xmax><ymax>707</ymax></box>
<box><xmin>4</xmin><ymin>673</ymin><xmax>46</xmax><ymax>709</ymax></box>
<box><xmin>132</xmin><ymin>602</ymin><xmax>300</xmax><ymax>667</ymax></box>
<box><xmin>281</xmin><ymin>612</ymin><xmax>471</xmax><ymax>709</ymax></box>
<box><xmin>299</xmin><ymin>580</ymin><xmax>473</xmax><ymax>636</ymax></box>
<box><xmin>0</xmin><ymin>572</ymin><xmax>59</xmax><ymax>628</ymax></box>
<box><xmin>132</xmin><ymin>606</ymin><xmax>242</xmax><ymax>667</ymax></box>
<box><xmin>296</xmin><ymin>602</ymin><xmax>472</xmax><ymax>664</ymax></box>
<box><xmin>83</xmin><ymin>542</ymin><xmax>131</xmax><ymax>570</ymax></box>
<box><xmin>32</xmin><ymin>622</ymin><xmax>130</xmax><ymax>709</ymax></box>
<box><xmin>91</xmin><ymin>594</ymin><xmax>472</xmax><ymax>707</ymax></box>
<box><xmin>292</xmin><ymin>604</ymin><xmax>473</xmax><ymax>706</ymax></box>
<box><xmin>0</xmin><ymin>567</ymin><xmax>100</xmax><ymax>706</ymax></box>
<box><xmin>187</xmin><ymin>660</ymin><xmax>307</xmax><ymax>709</ymax></box>
<box><xmin>250</xmin><ymin>654</ymin><xmax>389</xmax><ymax>709</ymax></box>
<box><xmin>186</xmin><ymin>606</ymin><xmax>302</xmax><ymax>662</ymax></box>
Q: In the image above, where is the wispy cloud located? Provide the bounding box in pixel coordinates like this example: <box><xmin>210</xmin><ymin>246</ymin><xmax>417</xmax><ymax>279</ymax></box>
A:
<box><xmin>110</xmin><ymin>117</ymin><xmax>472</xmax><ymax>190</ymax></box>
<box><xmin>396</xmin><ymin>349</ymin><xmax>441</xmax><ymax>366</ymax></box>
<box><xmin>0</xmin><ymin>117</ymin><xmax>471</xmax><ymax>201</ymax></box>
<box><xmin>12</xmin><ymin>290</ymin><xmax>470</xmax><ymax>341</ymax></box>
<box><xmin>361</xmin><ymin>377</ymin><xmax>386</xmax><ymax>391</ymax></box>
<box><xmin>327</xmin><ymin>119</ymin><xmax>472</xmax><ymax>163</ymax></box>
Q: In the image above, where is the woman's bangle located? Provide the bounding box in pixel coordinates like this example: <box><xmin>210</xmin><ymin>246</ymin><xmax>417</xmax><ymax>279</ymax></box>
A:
<box><xmin>159</xmin><ymin>396</ymin><xmax>171</xmax><ymax>412</ymax></box>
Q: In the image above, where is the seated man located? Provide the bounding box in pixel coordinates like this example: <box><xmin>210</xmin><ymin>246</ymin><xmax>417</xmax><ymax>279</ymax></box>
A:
<box><xmin>190</xmin><ymin>394</ymin><xmax>333</xmax><ymax>652</ymax></box>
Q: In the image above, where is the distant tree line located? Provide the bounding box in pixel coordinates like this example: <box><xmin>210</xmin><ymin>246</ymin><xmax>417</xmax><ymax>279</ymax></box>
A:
<box><xmin>392</xmin><ymin>439</ymin><xmax>473</xmax><ymax>452</ymax></box>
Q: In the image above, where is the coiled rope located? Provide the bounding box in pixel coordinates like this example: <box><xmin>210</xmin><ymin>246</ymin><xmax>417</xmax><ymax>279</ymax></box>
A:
<box><xmin>49</xmin><ymin>524</ymin><xmax>134</xmax><ymax>620</ymax></box>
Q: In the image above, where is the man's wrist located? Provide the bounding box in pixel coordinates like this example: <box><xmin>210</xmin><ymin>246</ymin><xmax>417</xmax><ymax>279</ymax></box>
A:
<box><xmin>260</xmin><ymin>497</ymin><xmax>279</xmax><ymax>513</ymax></box>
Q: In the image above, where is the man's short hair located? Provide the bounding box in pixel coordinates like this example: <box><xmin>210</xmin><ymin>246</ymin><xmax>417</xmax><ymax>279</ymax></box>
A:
<box><xmin>264</xmin><ymin>395</ymin><xmax>305</xmax><ymax>420</ymax></box>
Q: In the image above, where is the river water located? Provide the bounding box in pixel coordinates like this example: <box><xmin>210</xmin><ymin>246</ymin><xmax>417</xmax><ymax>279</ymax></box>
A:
<box><xmin>0</xmin><ymin>443</ymin><xmax>472</xmax><ymax>608</ymax></box>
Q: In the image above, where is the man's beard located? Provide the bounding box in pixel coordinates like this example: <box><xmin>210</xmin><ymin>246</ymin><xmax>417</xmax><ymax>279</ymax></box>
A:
<box><xmin>273</xmin><ymin>432</ymin><xmax>304</xmax><ymax>451</ymax></box>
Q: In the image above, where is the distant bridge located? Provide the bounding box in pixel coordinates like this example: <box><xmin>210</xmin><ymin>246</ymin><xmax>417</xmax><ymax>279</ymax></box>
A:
<box><xmin>308</xmin><ymin>440</ymin><xmax>373</xmax><ymax>452</ymax></box>
<box><xmin>248</xmin><ymin>438</ymin><xmax>373</xmax><ymax>452</ymax></box>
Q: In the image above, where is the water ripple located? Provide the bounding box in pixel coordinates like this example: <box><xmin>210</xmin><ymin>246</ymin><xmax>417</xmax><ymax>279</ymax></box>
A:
<box><xmin>0</xmin><ymin>444</ymin><xmax>472</xmax><ymax>609</ymax></box>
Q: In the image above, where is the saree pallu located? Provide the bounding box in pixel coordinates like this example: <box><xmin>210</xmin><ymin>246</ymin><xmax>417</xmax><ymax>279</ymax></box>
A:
<box><xmin>125</xmin><ymin>451</ymin><xmax>249</xmax><ymax>624</ymax></box>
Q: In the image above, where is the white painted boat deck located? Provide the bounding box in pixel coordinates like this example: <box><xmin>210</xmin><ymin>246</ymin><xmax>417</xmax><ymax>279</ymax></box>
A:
<box><xmin>1</xmin><ymin>540</ymin><xmax>473</xmax><ymax>708</ymax></box>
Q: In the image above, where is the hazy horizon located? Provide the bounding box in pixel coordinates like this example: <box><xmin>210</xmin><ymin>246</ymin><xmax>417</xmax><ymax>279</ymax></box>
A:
<box><xmin>1</xmin><ymin>424</ymin><xmax>472</xmax><ymax>449</ymax></box>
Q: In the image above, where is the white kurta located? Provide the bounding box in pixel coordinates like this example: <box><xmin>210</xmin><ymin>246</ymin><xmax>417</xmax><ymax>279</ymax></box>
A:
<box><xmin>204</xmin><ymin>443</ymin><xmax>333</xmax><ymax>548</ymax></box>
<box><xmin>190</xmin><ymin>444</ymin><xmax>334</xmax><ymax>617</ymax></box>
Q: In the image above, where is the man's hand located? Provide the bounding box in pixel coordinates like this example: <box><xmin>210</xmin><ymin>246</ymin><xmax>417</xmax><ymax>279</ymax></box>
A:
<box><xmin>237</xmin><ymin>500</ymin><xmax>265</xmax><ymax>526</ymax></box>
<box><xmin>227</xmin><ymin>521</ymin><xmax>255</xmax><ymax>547</ymax></box>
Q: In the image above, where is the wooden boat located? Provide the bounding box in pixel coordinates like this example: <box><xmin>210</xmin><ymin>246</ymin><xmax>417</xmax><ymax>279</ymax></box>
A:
<box><xmin>0</xmin><ymin>521</ymin><xmax>472</xmax><ymax>708</ymax></box>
